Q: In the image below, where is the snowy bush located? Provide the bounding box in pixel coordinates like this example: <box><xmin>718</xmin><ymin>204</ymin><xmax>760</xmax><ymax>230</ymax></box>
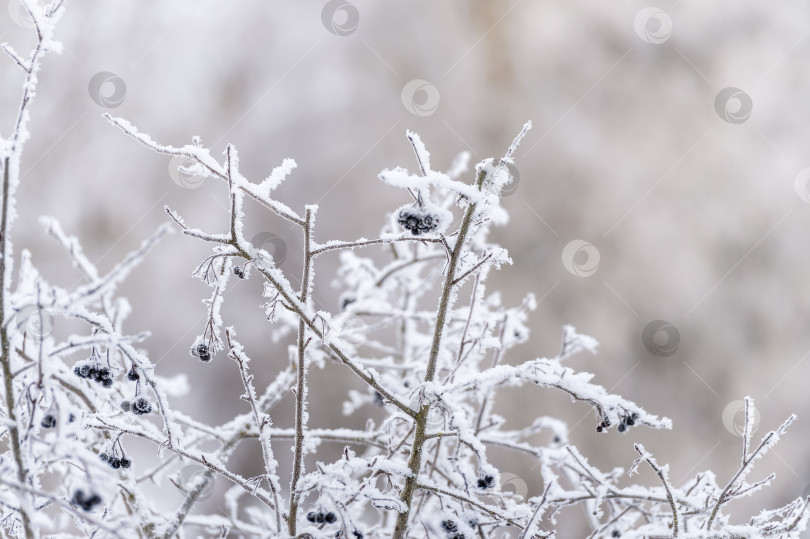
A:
<box><xmin>0</xmin><ymin>3</ymin><xmax>808</xmax><ymax>538</ymax></box>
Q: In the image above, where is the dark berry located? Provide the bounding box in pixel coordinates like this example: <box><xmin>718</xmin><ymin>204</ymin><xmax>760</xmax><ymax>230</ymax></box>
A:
<box><xmin>120</xmin><ymin>457</ymin><xmax>131</xmax><ymax>469</ymax></box>
<box><xmin>74</xmin><ymin>363</ymin><xmax>91</xmax><ymax>378</ymax></box>
<box><xmin>71</xmin><ymin>489</ymin><xmax>102</xmax><ymax>512</ymax></box>
<box><xmin>353</xmin><ymin>532</ymin><xmax>363</xmax><ymax>539</ymax></box>
<box><xmin>131</xmin><ymin>397</ymin><xmax>152</xmax><ymax>415</ymax></box>
<box><xmin>101</xmin><ymin>377</ymin><xmax>113</xmax><ymax>388</ymax></box>
<box><xmin>373</xmin><ymin>391</ymin><xmax>384</xmax><ymax>407</ymax></box>
<box><xmin>612</xmin><ymin>531</ymin><xmax>621</xmax><ymax>538</ymax></box>
<box><xmin>596</xmin><ymin>425</ymin><xmax>604</xmax><ymax>433</ymax></box>
<box><xmin>477</xmin><ymin>475</ymin><xmax>494</xmax><ymax>489</ymax></box>
<box><xmin>191</xmin><ymin>343</ymin><xmax>211</xmax><ymax>362</ymax></box>
<box><xmin>397</xmin><ymin>206</ymin><xmax>442</xmax><ymax>236</ymax></box>
<box><xmin>127</xmin><ymin>368</ymin><xmax>139</xmax><ymax>382</ymax></box>
<box><xmin>307</xmin><ymin>512</ymin><xmax>317</xmax><ymax>523</ymax></box>
<box><xmin>233</xmin><ymin>266</ymin><xmax>245</xmax><ymax>279</ymax></box>
<box><xmin>41</xmin><ymin>414</ymin><xmax>56</xmax><ymax>428</ymax></box>
<box><xmin>552</xmin><ymin>435</ymin><xmax>561</xmax><ymax>443</ymax></box>
<box><xmin>625</xmin><ymin>415</ymin><xmax>636</xmax><ymax>427</ymax></box>
<box><xmin>324</xmin><ymin>512</ymin><xmax>336</xmax><ymax>524</ymax></box>
<box><xmin>441</xmin><ymin>520</ymin><xmax>459</xmax><ymax>533</ymax></box>
<box><xmin>68</xmin><ymin>413</ymin><xmax>75</xmax><ymax>422</ymax></box>
<box><xmin>120</xmin><ymin>400</ymin><xmax>131</xmax><ymax>412</ymax></box>
<box><xmin>450</xmin><ymin>534</ymin><xmax>465</xmax><ymax>539</ymax></box>
<box><xmin>99</xmin><ymin>453</ymin><xmax>110</xmax><ymax>463</ymax></box>
<box><xmin>617</xmin><ymin>422</ymin><xmax>626</xmax><ymax>433</ymax></box>
<box><xmin>316</xmin><ymin>513</ymin><xmax>325</xmax><ymax>524</ymax></box>
<box><xmin>110</xmin><ymin>458</ymin><xmax>121</xmax><ymax>469</ymax></box>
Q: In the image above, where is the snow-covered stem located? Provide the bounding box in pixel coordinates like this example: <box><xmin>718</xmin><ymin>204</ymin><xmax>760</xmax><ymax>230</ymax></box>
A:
<box><xmin>392</xmin><ymin>167</ymin><xmax>487</xmax><ymax>539</ymax></box>
<box><xmin>0</xmin><ymin>3</ymin><xmax>64</xmax><ymax>537</ymax></box>
<box><xmin>631</xmin><ymin>443</ymin><xmax>681</xmax><ymax>537</ymax></box>
<box><xmin>288</xmin><ymin>206</ymin><xmax>315</xmax><ymax>536</ymax></box>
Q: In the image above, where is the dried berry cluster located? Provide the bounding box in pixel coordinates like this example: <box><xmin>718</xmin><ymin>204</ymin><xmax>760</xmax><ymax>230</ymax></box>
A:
<box><xmin>233</xmin><ymin>265</ymin><xmax>246</xmax><ymax>279</ymax></box>
<box><xmin>121</xmin><ymin>397</ymin><xmax>152</xmax><ymax>415</ymax></box>
<box><xmin>596</xmin><ymin>412</ymin><xmax>639</xmax><ymax>433</ymax></box>
<box><xmin>191</xmin><ymin>343</ymin><xmax>211</xmax><ymax>362</ymax></box>
<box><xmin>70</xmin><ymin>489</ymin><xmax>102</xmax><ymax>512</ymax></box>
<box><xmin>476</xmin><ymin>474</ymin><xmax>495</xmax><ymax>489</ymax></box>
<box><xmin>397</xmin><ymin>205</ymin><xmax>441</xmax><ymax>236</ymax></box>
<box><xmin>307</xmin><ymin>511</ymin><xmax>337</xmax><ymax>525</ymax></box>
<box><xmin>441</xmin><ymin>520</ymin><xmax>466</xmax><ymax>539</ymax></box>
<box><xmin>99</xmin><ymin>452</ymin><xmax>131</xmax><ymax>469</ymax></box>
<box><xmin>73</xmin><ymin>360</ymin><xmax>113</xmax><ymax>387</ymax></box>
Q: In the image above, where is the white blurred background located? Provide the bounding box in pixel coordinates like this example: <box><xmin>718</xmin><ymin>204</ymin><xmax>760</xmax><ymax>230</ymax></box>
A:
<box><xmin>2</xmin><ymin>0</ymin><xmax>810</xmax><ymax>535</ymax></box>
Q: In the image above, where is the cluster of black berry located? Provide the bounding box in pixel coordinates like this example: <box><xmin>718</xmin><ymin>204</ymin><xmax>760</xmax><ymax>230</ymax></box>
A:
<box><xmin>41</xmin><ymin>414</ymin><xmax>56</xmax><ymax>428</ymax></box>
<box><xmin>307</xmin><ymin>511</ymin><xmax>337</xmax><ymax>525</ymax></box>
<box><xmin>617</xmin><ymin>412</ymin><xmax>639</xmax><ymax>433</ymax></box>
<box><xmin>71</xmin><ymin>489</ymin><xmax>102</xmax><ymax>512</ymax></box>
<box><xmin>191</xmin><ymin>343</ymin><xmax>211</xmax><ymax>362</ymax></box>
<box><xmin>99</xmin><ymin>452</ymin><xmax>131</xmax><ymax>469</ymax></box>
<box><xmin>233</xmin><ymin>265</ymin><xmax>246</xmax><ymax>279</ymax></box>
<box><xmin>596</xmin><ymin>412</ymin><xmax>639</xmax><ymax>433</ymax></box>
<box><xmin>397</xmin><ymin>206</ymin><xmax>441</xmax><ymax>236</ymax></box>
<box><xmin>476</xmin><ymin>474</ymin><xmax>495</xmax><ymax>489</ymax></box>
<box><xmin>120</xmin><ymin>397</ymin><xmax>152</xmax><ymax>415</ymax></box>
<box><xmin>73</xmin><ymin>361</ymin><xmax>113</xmax><ymax>387</ymax></box>
<box><xmin>441</xmin><ymin>520</ymin><xmax>465</xmax><ymax>539</ymax></box>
